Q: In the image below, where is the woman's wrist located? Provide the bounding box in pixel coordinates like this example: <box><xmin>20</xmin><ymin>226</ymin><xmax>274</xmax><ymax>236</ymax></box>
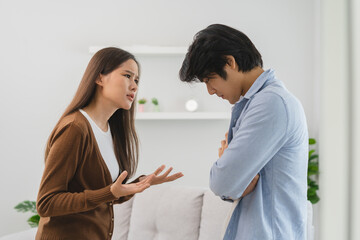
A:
<box><xmin>138</xmin><ymin>175</ymin><xmax>147</xmax><ymax>182</ymax></box>
<box><xmin>110</xmin><ymin>184</ymin><xmax>119</xmax><ymax>198</ymax></box>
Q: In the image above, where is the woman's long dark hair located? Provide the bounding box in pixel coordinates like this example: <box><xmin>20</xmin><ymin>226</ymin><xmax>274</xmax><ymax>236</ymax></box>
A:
<box><xmin>45</xmin><ymin>47</ymin><xmax>139</xmax><ymax>179</ymax></box>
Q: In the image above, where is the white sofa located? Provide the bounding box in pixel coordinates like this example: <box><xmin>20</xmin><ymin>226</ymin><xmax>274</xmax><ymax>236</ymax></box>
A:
<box><xmin>1</xmin><ymin>185</ymin><xmax>314</xmax><ymax>240</ymax></box>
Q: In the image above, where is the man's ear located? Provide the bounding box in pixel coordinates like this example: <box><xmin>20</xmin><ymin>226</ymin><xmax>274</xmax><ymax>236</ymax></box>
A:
<box><xmin>225</xmin><ymin>55</ymin><xmax>237</xmax><ymax>70</ymax></box>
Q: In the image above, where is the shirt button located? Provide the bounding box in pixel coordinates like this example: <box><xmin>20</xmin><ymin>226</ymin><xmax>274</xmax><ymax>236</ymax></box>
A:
<box><xmin>109</xmin><ymin>202</ymin><xmax>113</xmax><ymax>206</ymax></box>
<box><xmin>109</xmin><ymin>232</ymin><xmax>112</xmax><ymax>236</ymax></box>
<box><xmin>112</xmin><ymin>218</ymin><xmax>114</xmax><ymax>221</ymax></box>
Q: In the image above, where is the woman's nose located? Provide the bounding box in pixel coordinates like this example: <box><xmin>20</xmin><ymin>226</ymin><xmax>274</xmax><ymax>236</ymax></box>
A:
<box><xmin>131</xmin><ymin>80</ymin><xmax>138</xmax><ymax>92</ymax></box>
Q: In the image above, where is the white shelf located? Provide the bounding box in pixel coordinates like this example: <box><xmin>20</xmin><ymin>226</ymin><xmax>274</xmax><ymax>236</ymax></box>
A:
<box><xmin>89</xmin><ymin>45</ymin><xmax>187</xmax><ymax>56</ymax></box>
<box><xmin>135</xmin><ymin>112</ymin><xmax>230</xmax><ymax>120</ymax></box>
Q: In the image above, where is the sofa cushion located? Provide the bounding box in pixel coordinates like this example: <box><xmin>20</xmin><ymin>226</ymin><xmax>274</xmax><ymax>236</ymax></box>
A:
<box><xmin>127</xmin><ymin>185</ymin><xmax>205</xmax><ymax>240</ymax></box>
<box><xmin>198</xmin><ymin>190</ymin><xmax>232</xmax><ymax>240</ymax></box>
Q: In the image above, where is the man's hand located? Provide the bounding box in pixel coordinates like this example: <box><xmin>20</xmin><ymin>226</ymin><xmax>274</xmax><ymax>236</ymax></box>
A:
<box><xmin>242</xmin><ymin>174</ymin><xmax>260</xmax><ymax>197</ymax></box>
<box><xmin>140</xmin><ymin>165</ymin><xmax>184</xmax><ymax>185</ymax></box>
<box><xmin>110</xmin><ymin>171</ymin><xmax>154</xmax><ymax>198</ymax></box>
<box><xmin>218</xmin><ymin>132</ymin><xmax>229</xmax><ymax>158</ymax></box>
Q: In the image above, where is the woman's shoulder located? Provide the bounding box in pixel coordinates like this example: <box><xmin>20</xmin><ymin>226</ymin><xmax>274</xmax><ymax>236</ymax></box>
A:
<box><xmin>54</xmin><ymin>110</ymin><xmax>91</xmax><ymax>137</ymax></box>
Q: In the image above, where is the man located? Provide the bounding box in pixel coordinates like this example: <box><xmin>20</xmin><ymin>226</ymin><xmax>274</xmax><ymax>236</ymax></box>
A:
<box><xmin>179</xmin><ymin>24</ymin><xmax>308</xmax><ymax>240</ymax></box>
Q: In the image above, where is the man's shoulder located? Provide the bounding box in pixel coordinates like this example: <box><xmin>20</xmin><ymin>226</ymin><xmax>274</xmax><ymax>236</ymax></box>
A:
<box><xmin>245</xmin><ymin>86</ymin><xmax>297</xmax><ymax>121</ymax></box>
<box><xmin>251</xmin><ymin>81</ymin><xmax>307</xmax><ymax>129</ymax></box>
<box><xmin>255</xmin><ymin>81</ymin><xmax>300</xmax><ymax>108</ymax></box>
<box><xmin>250</xmin><ymin>89</ymin><xmax>287</xmax><ymax>111</ymax></box>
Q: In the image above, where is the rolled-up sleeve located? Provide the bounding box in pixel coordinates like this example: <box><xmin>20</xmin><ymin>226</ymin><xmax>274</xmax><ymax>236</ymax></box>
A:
<box><xmin>210</xmin><ymin>93</ymin><xmax>288</xmax><ymax>199</ymax></box>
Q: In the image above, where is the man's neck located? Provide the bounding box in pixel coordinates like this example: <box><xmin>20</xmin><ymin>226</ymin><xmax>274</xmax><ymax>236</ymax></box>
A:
<box><xmin>241</xmin><ymin>67</ymin><xmax>264</xmax><ymax>96</ymax></box>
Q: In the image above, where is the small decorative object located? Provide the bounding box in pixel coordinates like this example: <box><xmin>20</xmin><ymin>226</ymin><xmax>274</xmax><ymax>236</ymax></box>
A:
<box><xmin>185</xmin><ymin>99</ymin><xmax>198</xmax><ymax>112</ymax></box>
<box><xmin>138</xmin><ymin>98</ymin><xmax>147</xmax><ymax>112</ymax></box>
<box><xmin>14</xmin><ymin>200</ymin><xmax>40</xmax><ymax>227</ymax></box>
<box><xmin>151</xmin><ymin>97</ymin><xmax>160</xmax><ymax>112</ymax></box>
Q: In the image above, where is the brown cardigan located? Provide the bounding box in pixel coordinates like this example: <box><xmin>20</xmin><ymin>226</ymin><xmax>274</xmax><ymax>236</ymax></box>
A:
<box><xmin>36</xmin><ymin>111</ymin><xmax>140</xmax><ymax>240</ymax></box>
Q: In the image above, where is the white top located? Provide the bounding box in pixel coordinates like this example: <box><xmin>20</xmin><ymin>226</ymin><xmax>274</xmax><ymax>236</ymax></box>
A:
<box><xmin>79</xmin><ymin>109</ymin><xmax>120</xmax><ymax>182</ymax></box>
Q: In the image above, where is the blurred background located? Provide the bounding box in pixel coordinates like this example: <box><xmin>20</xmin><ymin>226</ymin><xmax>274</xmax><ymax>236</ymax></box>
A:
<box><xmin>0</xmin><ymin>0</ymin><xmax>358</xmax><ymax>239</ymax></box>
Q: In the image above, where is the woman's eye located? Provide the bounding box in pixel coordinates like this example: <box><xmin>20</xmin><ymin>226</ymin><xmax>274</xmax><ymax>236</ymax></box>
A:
<box><xmin>135</xmin><ymin>79</ymin><xmax>139</xmax><ymax>85</ymax></box>
<box><xmin>124</xmin><ymin>74</ymin><xmax>131</xmax><ymax>78</ymax></box>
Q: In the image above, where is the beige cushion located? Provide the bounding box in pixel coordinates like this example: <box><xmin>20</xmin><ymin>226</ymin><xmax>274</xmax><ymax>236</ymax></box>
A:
<box><xmin>127</xmin><ymin>185</ymin><xmax>205</xmax><ymax>240</ymax></box>
<box><xmin>198</xmin><ymin>190</ymin><xmax>232</xmax><ymax>240</ymax></box>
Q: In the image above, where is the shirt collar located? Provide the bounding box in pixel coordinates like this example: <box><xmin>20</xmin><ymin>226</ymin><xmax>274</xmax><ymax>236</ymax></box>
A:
<box><xmin>234</xmin><ymin>69</ymin><xmax>275</xmax><ymax>105</ymax></box>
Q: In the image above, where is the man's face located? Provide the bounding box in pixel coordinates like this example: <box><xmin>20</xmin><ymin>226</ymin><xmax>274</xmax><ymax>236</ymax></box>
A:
<box><xmin>203</xmin><ymin>66</ymin><xmax>242</xmax><ymax>104</ymax></box>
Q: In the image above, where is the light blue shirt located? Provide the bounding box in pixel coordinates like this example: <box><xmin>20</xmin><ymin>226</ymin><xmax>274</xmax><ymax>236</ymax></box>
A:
<box><xmin>210</xmin><ymin>69</ymin><xmax>308</xmax><ymax>240</ymax></box>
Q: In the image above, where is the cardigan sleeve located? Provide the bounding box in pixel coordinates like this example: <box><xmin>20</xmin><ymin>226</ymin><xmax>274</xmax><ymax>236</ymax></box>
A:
<box><xmin>36</xmin><ymin>122</ymin><xmax>117</xmax><ymax>217</ymax></box>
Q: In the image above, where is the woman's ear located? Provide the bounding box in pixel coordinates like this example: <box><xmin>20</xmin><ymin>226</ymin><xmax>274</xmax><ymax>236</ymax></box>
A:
<box><xmin>95</xmin><ymin>75</ymin><xmax>103</xmax><ymax>86</ymax></box>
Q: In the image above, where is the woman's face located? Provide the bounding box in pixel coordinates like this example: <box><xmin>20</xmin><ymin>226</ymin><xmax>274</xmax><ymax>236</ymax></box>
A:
<box><xmin>97</xmin><ymin>59</ymin><xmax>139</xmax><ymax>110</ymax></box>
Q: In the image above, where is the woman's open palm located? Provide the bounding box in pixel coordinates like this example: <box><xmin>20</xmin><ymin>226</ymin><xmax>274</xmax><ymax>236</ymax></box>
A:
<box><xmin>143</xmin><ymin>165</ymin><xmax>184</xmax><ymax>185</ymax></box>
<box><xmin>110</xmin><ymin>171</ymin><xmax>154</xmax><ymax>198</ymax></box>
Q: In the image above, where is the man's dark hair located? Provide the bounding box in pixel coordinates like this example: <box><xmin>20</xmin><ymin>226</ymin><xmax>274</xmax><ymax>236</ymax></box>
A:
<box><xmin>179</xmin><ymin>24</ymin><xmax>263</xmax><ymax>82</ymax></box>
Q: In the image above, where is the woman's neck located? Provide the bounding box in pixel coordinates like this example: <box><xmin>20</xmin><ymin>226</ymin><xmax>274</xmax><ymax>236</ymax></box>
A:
<box><xmin>82</xmin><ymin>98</ymin><xmax>116</xmax><ymax>132</ymax></box>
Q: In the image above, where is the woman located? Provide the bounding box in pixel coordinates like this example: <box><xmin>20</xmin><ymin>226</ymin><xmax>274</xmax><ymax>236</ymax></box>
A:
<box><xmin>36</xmin><ymin>47</ymin><xmax>183</xmax><ymax>239</ymax></box>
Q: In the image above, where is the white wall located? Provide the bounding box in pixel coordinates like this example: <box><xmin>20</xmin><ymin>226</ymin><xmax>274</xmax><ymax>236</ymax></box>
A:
<box><xmin>350</xmin><ymin>1</ymin><xmax>360</xmax><ymax>239</ymax></box>
<box><xmin>318</xmin><ymin>0</ymin><xmax>360</xmax><ymax>239</ymax></box>
<box><xmin>319</xmin><ymin>0</ymin><xmax>350</xmax><ymax>239</ymax></box>
<box><xmin>0</xmin><ymin>0</ymin><xmax>319</xmax><ymax>236</ymax></box>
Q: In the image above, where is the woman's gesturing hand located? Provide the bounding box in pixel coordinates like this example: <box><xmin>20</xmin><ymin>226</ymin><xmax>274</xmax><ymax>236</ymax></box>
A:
<box><xmin>141</xmin><ymin>165</ymin><xmax>184</xmax><ymax>186</ymax></box>
<box><xmin>110</xmin><ymin>171</ymin><xmax>155</xmax><ymax>198</ymax></box>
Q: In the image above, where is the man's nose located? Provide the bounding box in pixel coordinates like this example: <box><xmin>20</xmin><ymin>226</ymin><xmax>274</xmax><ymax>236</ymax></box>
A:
<box><xmin>206</xmin><ymin>84</ymin><xmax>216</xmax><ymax>95</ymax></box>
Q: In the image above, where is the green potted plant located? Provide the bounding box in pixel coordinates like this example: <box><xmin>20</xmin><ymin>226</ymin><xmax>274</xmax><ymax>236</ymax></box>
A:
<box><xmin>137</xmin><ymin>98</ymin><xmax>147</xmax><ymax>112</ymax></box>
<box><xmin>308</xmin><ymin>138</ymin><xmax>320</xmax><ymax>204</ymax></box>
<box><xmin>14</xmin><ymin>200</ymin><xmax>40</xmax><ymax>227</ymax></box>
<box><xmin>151</xmin><ymin>97</ymin><xmax>160</xmax><ymax>112</ymax></box>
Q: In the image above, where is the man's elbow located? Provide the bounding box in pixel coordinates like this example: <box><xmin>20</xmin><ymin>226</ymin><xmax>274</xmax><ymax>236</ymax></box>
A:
<box><xmin>209</xmin><ymin>170</ymin><xmax>227</xmax><ymax>197</ymax></box>
<box><xmin>210</xmin><ymin>170</ymin><xmax>247</xmax><ymax>199</ymax></box>
<box><xmin>209</xmin><ymin>179</ymin><xmax>220</xmax><ymax>196</ymax></box>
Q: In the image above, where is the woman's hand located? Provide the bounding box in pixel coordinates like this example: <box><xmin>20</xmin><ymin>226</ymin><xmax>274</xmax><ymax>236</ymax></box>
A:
<box><xmin>110</xmin><ymin>171</ymin><xmax>155</xmax><ymax>198</ymax></box>
<box><xmin>140</xmin><ymin>165</ymin><xmax>184</xmax><ymax>185</ymax></box>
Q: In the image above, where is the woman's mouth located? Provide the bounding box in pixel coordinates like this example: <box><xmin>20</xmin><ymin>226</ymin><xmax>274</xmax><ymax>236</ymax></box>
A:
<box><xmin>127</xmin><ymin>94</ymin><xmax>134</xmax><ymax>101</ymax></box>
